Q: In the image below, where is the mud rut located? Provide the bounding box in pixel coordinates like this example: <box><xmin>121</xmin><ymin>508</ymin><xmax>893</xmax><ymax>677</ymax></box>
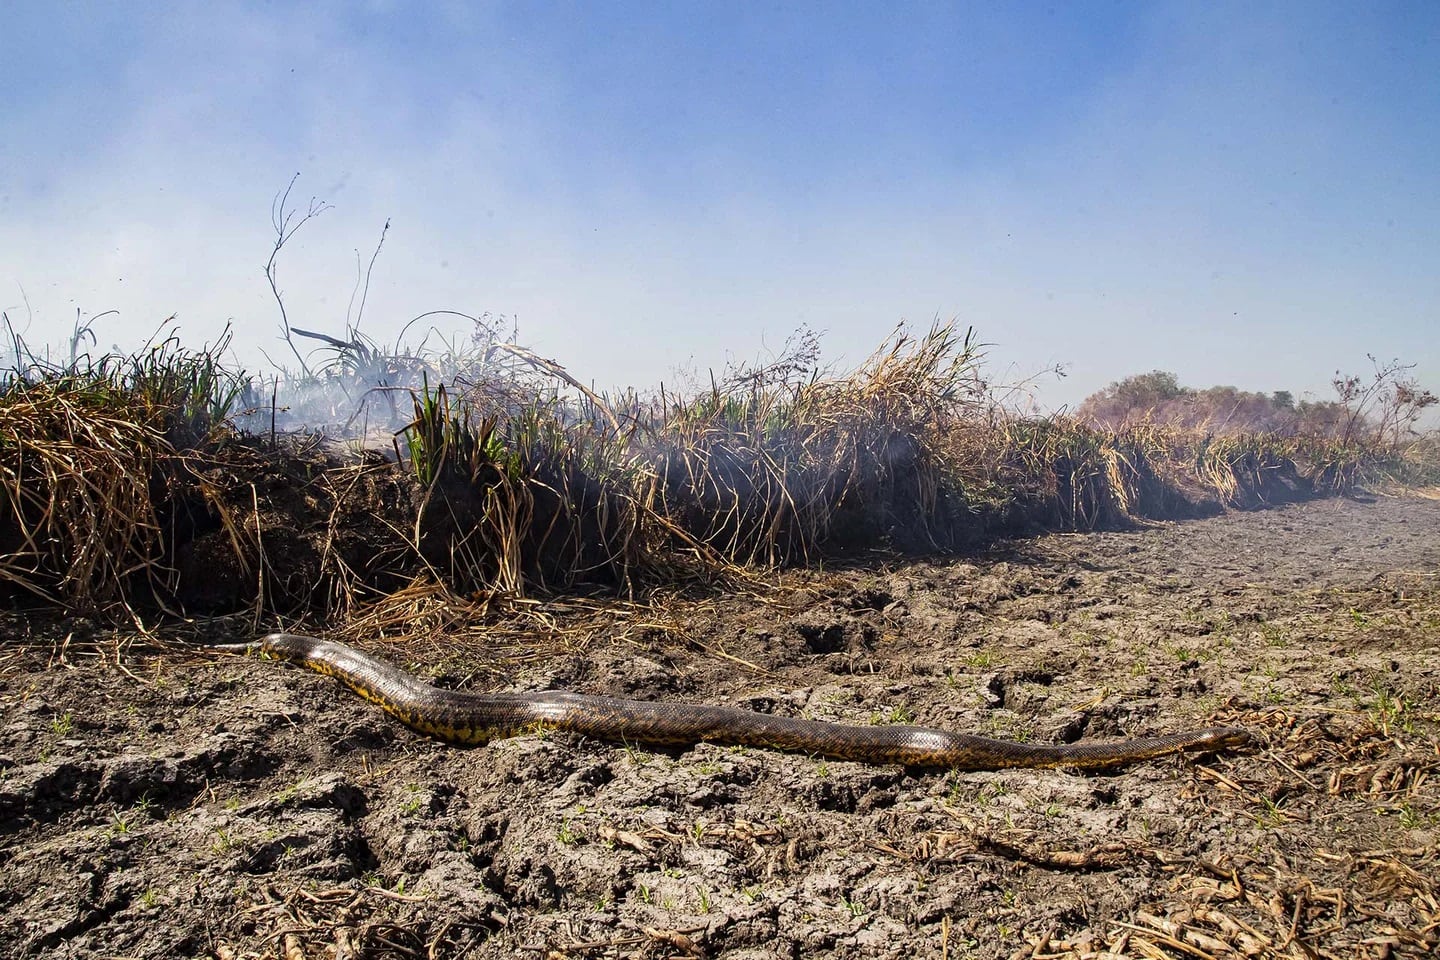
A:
<box><xmin>1</xmin><ymin>495</ymin><xmax>1437</xmax><ymax>959</ymax></box>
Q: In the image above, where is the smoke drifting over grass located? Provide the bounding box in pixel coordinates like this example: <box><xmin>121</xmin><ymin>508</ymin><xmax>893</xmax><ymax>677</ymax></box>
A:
<box><xmin>1</xmin><ymin>310</ymin><xmax>1433</xmax><ymax>622</ymax></box>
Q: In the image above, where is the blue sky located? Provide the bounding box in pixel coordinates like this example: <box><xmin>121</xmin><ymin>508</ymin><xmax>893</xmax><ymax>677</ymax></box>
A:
<box><xmin>2</xmin><ymin>1</ymin><xmax>1436</xmax><ymax>411</ymax></box>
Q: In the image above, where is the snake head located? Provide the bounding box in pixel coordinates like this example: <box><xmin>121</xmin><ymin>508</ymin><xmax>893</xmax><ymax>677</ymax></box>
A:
<box><xmin>203</xmin><ymin>640</ymin><xmax>265</xmax><ymax>655</ymax></box>
<box><xmin>204</xmin><ymin>633</ymin><xmax>316</xmax><ymax>661</ymax></box>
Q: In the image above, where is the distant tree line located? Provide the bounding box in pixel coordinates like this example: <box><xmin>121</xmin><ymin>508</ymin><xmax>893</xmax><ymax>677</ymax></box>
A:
<box><xmin>1077</xmin><ymin>359</ymin><xmax>1435</xmax><ymax>443</ymax></box>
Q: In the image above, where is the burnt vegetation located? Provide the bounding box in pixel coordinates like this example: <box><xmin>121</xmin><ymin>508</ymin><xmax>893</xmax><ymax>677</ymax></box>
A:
<box><xmin>0</xmin><ymin>308</ymin><xmax>1434</xmax><ymax>623</ymax></box>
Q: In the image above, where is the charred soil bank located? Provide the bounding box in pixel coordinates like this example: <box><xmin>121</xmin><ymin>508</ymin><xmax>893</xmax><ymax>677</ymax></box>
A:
<box><xmin>2</xmin><ymin>495</ymin><xmax>1438</xmax><ymax>959</ymax></box>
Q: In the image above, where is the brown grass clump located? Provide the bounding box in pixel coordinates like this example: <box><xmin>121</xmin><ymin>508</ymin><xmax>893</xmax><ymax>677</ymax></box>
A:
<box><xmin>0</xmin><ymin>379</ymin><xmax>169</xmax><ymax>612</ymax></box>
<box><xmin>0</xmin><ymin>329</ymin><xmax>248</xmax><ymax>615</ymax></box>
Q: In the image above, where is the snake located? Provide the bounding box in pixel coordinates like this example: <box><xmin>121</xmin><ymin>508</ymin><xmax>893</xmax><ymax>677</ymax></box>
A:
<box><xmin>213</xmin><ymin>632</ymin><xmax>1252</xmax><ymax>770</ymax></box>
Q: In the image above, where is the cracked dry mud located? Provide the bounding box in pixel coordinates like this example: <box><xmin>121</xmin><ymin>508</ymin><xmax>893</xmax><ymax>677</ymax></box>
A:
<box><xmin>2</xmin><ymin>495</ymin><xmax>1438</xmax><ymax>959</ymax></box>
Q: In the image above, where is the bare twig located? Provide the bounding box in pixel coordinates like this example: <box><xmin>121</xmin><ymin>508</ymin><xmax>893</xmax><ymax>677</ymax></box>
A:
<box><xmin>266</xmin><ymin>173</ymin><xmax>334</xmax><ymax>377</ymax></box>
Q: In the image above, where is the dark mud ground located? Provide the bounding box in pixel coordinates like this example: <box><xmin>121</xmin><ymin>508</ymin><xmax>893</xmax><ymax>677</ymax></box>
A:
<box><xmin>2</xmin><ymin>495</ymin><xmax>1438</xmax><ymax>959</ymax></box>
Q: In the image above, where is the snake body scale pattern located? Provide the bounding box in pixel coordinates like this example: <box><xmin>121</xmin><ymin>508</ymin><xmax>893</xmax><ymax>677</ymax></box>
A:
<box><xmin>218</xmin><ymin>632</ymin><xmax>1252</xmax><ymax>770</ymax></box>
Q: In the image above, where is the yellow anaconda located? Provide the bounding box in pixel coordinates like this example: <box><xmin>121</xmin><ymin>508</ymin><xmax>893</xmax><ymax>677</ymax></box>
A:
<box><xmin>216</xmin><ymin>633</ymin><xmax>1251</xmax><ymax>770</ymax></box>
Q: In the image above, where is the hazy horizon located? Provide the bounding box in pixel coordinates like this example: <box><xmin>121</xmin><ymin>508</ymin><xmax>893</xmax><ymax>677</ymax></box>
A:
<box><xmin>3</xmin><ymin>2</ymin><xmax>1436</xmax><ymax>414</ymax></box>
